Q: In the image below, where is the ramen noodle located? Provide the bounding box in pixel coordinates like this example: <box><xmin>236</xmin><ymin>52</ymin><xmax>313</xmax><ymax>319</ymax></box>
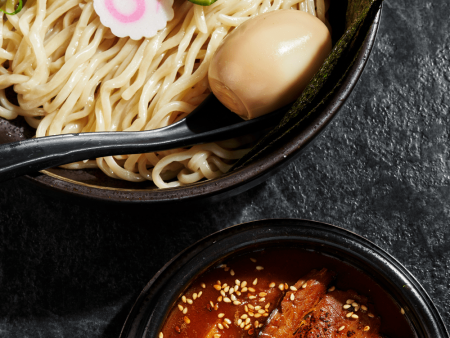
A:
<box><xmin>0</xmin><ymin>0</ymin><xmax>326</xmax><ymax>188</ymax></box>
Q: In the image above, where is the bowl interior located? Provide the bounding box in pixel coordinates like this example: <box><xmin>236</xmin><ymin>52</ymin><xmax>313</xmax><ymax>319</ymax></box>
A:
<box><xmin>119</xmin><ymin>220</ymin><xmax>448</xmax><ymax>338</ymax></box>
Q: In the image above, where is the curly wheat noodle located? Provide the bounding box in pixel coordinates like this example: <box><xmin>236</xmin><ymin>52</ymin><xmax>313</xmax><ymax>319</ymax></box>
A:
<box><xmin>0</xmin><ymin>0</ymin><xmax>325</xmax><ymax>189</ymax></box>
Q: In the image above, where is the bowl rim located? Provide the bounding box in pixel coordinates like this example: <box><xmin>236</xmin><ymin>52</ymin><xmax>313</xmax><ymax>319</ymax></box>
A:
<box><xmin>119</xmin><ymin>219</ymin><xmax>449</xmax><ymax>338</ymax></box>
<box><xmin>19</xmin><ymin>7</ymin><xmax>382</xmax><ymax>204</ymax></box>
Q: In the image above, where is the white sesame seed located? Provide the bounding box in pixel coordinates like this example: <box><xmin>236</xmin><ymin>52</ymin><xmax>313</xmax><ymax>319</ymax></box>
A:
<box><xmin>220</xmin><ymin>290</ymin><xmax>226</xmax><ymax>297</ymax></box>
<box><xmin>253</xmin><ymin>278</ymin><xmax>258</xmax><ymax>285</ymax></box>
<box><xmin>255</xmin><ymin>321</ymin><xmax>259</xmax><ymax>327</ymax></box>
<box><xmin>224</xmin><ymin>286</ymin><xmax>230</xmax><ymax>292</ymax></box>
<box><xmin>244</xmin><ymin>324</ymin><xmax>252</xmax><ymax>330</ymax></box>
<box><xmin>193</xmin><ymin>293</ymin><xmax>198</xmax><ymax>300</ymax></box>
<box><xmin>182</xmin><ymin>296</ymin><xmax>187</xmax><ymax>303</ymax></box>
<box><xmin>258</xmin><ymin>309</ymin><xmax>265</xmax><ymax>314</ymax></box>
<box><xmin>343</xmin><ymin>304</ymin><xmax>351</xmax><ymax>309</ymax></box>
<box><xmin>236</xmin><ymin>291</ymin><xmax>241</xmax><ymax>296</ymax></box>
<box><xmin>290</xmin><ymin>286</ymin><xmax>297</xmax><ymax>291</ymax></box>
<box><xmin>285</xmin><ymin>283</ymin><xmax>289</xmax><ymax>289</ymax></box>
<box><xmin>254</xmin><ymin>313</ymin><xmax>261</xmax><ymax>318</ymax></box>
<box><xmin>231</xmin><ymin>294</ymin><xmax>237</xmax><ymax>301</ymax></box>
<box><xmin>346</xmin><ymin>299</ymin><xmax>354</xmax><ymax>304</ymax></box>
<box><xmin>302</xmin><ymin>283</ymin><xmax>307</xmax><ymax>289</ymax></box>
<box><xmin>401</xmin><ymin>308</ymin><xmax>405</xmax><ymax>315</ymax></box>
<box><xmin>259</xmin><ymin>297</ymin><xmax>265</xmax><ymax>302</ymax></box>
<box><xmin>214</xmin><ymin>334</ymin><xmax>221</xmax><ymax>338</ymax></box>
<box><xmin>214</xmin><ymin>303</ymin><xmax>219</xmax><ymax>310</ymax></box>
<box><xmin>255</xmin><ymin>306</ymin><xmax>261</xmax><ymax>310</ymax></box>
<box><xmin>184</xmin><ymin>316</ymin><xmax>190</xmax><ymax>324</ymax></box>
<box><xmin>223</xmin><ymin>322</ymin><xmax>229</xmax><ymax>329</ymax></box>
<box><xmin>238</xmin><ymin>319</ymin><xmax>243</xmax><ymax>326</ymax></box>
<box><xmin>187</xmin><ymin>299</ymin><xmax>193</xmax><ymax>304</ymax></box>
<box><xmin>265</xmin><ymin>303</ymin><xmax>270</xmax><ymax>309</ymax></box>
<box><xmin>269</xmin><ymin>282</ymin><xmax>276</xmax><ymax>288</ymax></box>
<box><xmin>217</xmin><ymin>296</ymin><xmax>223</xmax><ymax>302</ymax></box>
<box><xmin>256</xmin><ymin>266</ymin><xmax>264</xmax><ymax>271</ymax></box>
<box><xmin>248</xmin><ymin>312</ymin><xmax>254</xmax><ymax>317</ymax></box>
<box><xmin>248</xmin><ymin>287</ymin><xmax>256</xmax><ymax>293</ymax></box>
<box><xmin>218</xmin><ymin>323</ymin><xmax>224</xmax><ymax>330</ymax></box>
<box><xmin>241</xmin><ymin>281</ymin><xmax>247</xmax><ymax>287</ymax></box>
<box><xmin>328</xmin><ymin>286</ymin><xmax>336</xmax><ymax>292</ymax></box>
<box><xmin>368</xmin><ymin>313</ymin><xmax>375</xmax><ymax>318</ymax></box>
<box><xmin>217</xmin><ymin>280</ymin><xmax>221</xmax><ymax>285</ymax></box>
<box><xmin>249</xmin><ymin>295</ymin><xmax>256</xmax><ymax>299</ymax></box>
<box><xmin>354</xmin><ymin>305</ymin><xmax>360</xmax><ymax>312</ymax></box>
<box><xmin>259</xmin><ymin>324</ymin><xmax>263</xmax><ymax>328</ymax></box>
<box><xmin>240</xmin><ymin>322</ymin><xmax>245</xmax><ymax>329</ymax></box>
<box><xmin>245</xmin><ymin>318</ymin><xmax>251</xmax><ymax>324</ymax></box>
<box><xmin>230</xmin><ymin>270</ymin><xmax>235</xmax><ymax>276</ymax></box>
<box><xmin>229</xmin><ymin>288</ymin><xmax>234</xmax><ymax>295</ymax></box>
<box><xmin>279</xmin><ymin>284</ymin><xmax>284</xmax><ymax>291</ymax></box>
<box><xmin>352</xmin><ymin>302</ymin><xmax>358</xmax><ymax>308</ymax></box>
<box><xmin>346</xmin><ymin>312</ymin><xmax>353</xmax><ymax>318</ymax></box>
<box><xmin>241</xmin><ymin>287</ymin><xmax>248</xmax><ymax>292</ymax></box>
<box><xmin>159</xmin><ymin>332</ymin><xmax>163</xmax><ymax>338</ymax></box>
<box><xmin>222</xmin><ymin>283</ymin><xmax>228</xmax><ymax>289</ymax></box>
<box><xmin>233</xmin><ymin>301</ymin><xmax>241</xmax><ymax>305</ymax></box>
<box><xmin>361</xmin><ymin>305</ymin><xmax>367</xmax><ymax>311</ymax></box>
<box><xmin>201</xmin><ymin>283</ymin><xmax>206</xmax><ymax>289</ymax></box>
<box><xmin>352</xmin><ymin>314</ymin><xmax>359</xmax><ymax>319</ymax></box>
<box><xmin>183</xmin><ymin>307</ymin><xmax>188</xmax><ymax>314</ymax></box>
<box><xmin>210</xmin><ymin>301</ymin><xmax>215</xmax><ymax>307</ymax></box>
<box><xmin>259</xmin><ymin>292</ymin><xmax>267</xmax><ymax>297</ymax></box>
<box><xmin>290</xmin><ymin>293</ymin><xmax>295</xmax><ymax>301</ymax></box>
<box><xmin>218</xmin><ymin>313</ymin><xmax>225</xmax><ymax>318</ymax></box>
<box><xmin>241</xmin><ymin>314</ymin><xmax>248</xmax><ymax>319</ymax></box>
<box><xmin>263</xmin><ymin>313</ymin><xmax>269</xmax><ymax>317</ymax></box>
<box><xmin>234</xmin><ymin>285</ymin><xmax>239</xmax><ymax>291</ymax></box>
<box><xmin>178</xmin><ymin>305</ymin><xmax>183</xmax><ymax>311</ymax></box>
<box><xmin>338</xmin><ymin>326</ymin><xmax>345</xmax><ymax>332</ymax></box>
<box><xmin>364</xmin><ymin>326</ymin><xmax>370</xmax><ymax>331</ymax></box>
<box><xmin>198</xmin><ymin>291</ymin><xmax>202</xmax><ymax>298</ymax></box>
<box><xmin>224</xmin><ymin>297</ymin><xmax>231</xmax><ymax>303</ymax></box>
<box><xmin>250</xmin><ymin>258</ymin><xmax>257</xmax><ymax>263</ymax></box>
<box><xmin>248</xmin><ymin>304</ymin><xmax>255</xmax><ymax>309</ymax></box>
<box><xmin>224</xmin><ymin>318</ymin><xmax>231</xmax><ymax>324</ymax></box>
<box><xmin>214</xmin><ymin>285</ymin><xmax>221</xmax><ymax>291</ymax></box>
<box><xmin>245</xmin><ymin>305</ymin><xmax>249</xmax><ymax>312</ymax></box>
<box><xmin>235</xmin><ymin>279</ymin><xmax>241</xmax><ymax>286</ymax></box>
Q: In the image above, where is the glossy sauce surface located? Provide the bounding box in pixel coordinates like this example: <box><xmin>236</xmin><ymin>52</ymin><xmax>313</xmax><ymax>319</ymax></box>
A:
<box><xmin>161</xmin><ymin>248</ymin><xmax>415</xmax><ymax>338</ymax></box>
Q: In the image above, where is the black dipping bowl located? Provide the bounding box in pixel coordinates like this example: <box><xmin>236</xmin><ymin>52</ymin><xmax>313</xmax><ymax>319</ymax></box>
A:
<box><xmin>119</xmin><ymin>219</ymin><xmax>448</xmax><ymax>338</ymax></box>
<box><xmin>0</xmin><ymin>6</ymin><xmax>381</xmax><ymax>204</ymax></box>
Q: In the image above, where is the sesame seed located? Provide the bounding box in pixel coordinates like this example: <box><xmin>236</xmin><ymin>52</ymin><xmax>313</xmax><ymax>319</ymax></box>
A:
<box><xmin>259</xmin><ymin>297</ymin><xmax>265</xmax><ymax>302</ymax></box>
<box><xmin>184</xmin><ymin>316</ymin><xmax>190</xmax><ymax>324</ymax></box>
<box><xmin>255</xmin><ymin>321</ymin><xmax>259</xmax><ymax>327</ymax></box>
<box><xmin>248</xmin><ymin>287</ymin><xmax>256</xmax><ymax>293</ymax></box>
<box><xmin>249</xmin><ymin>295</ymin><xmax>256</xmax><ymax>299</ymax></box>
<box><xmin>220</xmin><ymin>290</ymin><xmax>225</xmax><ymax>297</ymax></box>
<box><xmin>269</xmin><ymin>282</ymin><xmax>276</xmax><ymax>288</ymax></box>
<box><xmin>210</xmin><ymin>301</ymin><xmax>214</xmax><ymax>307</ymax></box>
<box><xmin>290</xmin><ymin>293</ymin><xmax>295</xmax><ymax>301</ymax></box>
<box><xmin>351</xmin><ymin>314</ymin><xmax>359</xmax><ymax>319</ymax></box>
<box><xmin>183</xmin><ymin>308</ymin><xmax>188</xmax><ymax>314</ymax></box>
<box><xmin>241</xmin><ymin>287</ymin><xmax>248</xmax><ymax>292</ymax></box>
<box><xmin>224</xmin><ymin>286</ymin><xmax>230</xmax><ymax>292</ymax></box>
<box><xmin>351</xmin><ymin>302</ymin><xmax>358</xmax><ymax>308</ymax></box>
<box><xmin>236</xmin><ymin>291</ymin><xmax>241</xmax><ymax>296</ymax></box>
<box><xmin>256</xmin><ymin>266</ymin><xmax>264</xmax><ymax>271</ymax></box>
<box><xmin>182</xmin><ymin>296</ymin><xmax>187</xmax><ymax>303</ymax></box>
<box><xmin>214</xmin><ymin>334</ymin><xmax>221</xmax><ymax>338</ymax></box>
<box><xmin>346</xmin><ymin>299</ymin><xmax>354</xmax><ymax>304</ymax></box>
<box><xmin>218</xmin><ymin>296</ymin><xmax>223</xmax><ymax>302</ymax></box>
<box><xmin>230</xmin><ymin>270</ymin><xmax>235</xmax><ymax>276</ymax></box>
<box><xmin>235</xmin><ymin>279</ymin><xmax>241</xmax><ymax>286</ymax></box>
<box><xmin>258</xmin><ymin>309</ymin><xmax>265</xmax><ymax>314</ymax></box>
<box><xmin>241</xmin><ymin>314</ymin><xmax>248</xmax><ymax>319</ymax></box>
<box><xmin>187</xmin><ymin>299</ymin><xmax>193</xmax><ymax>305</ymax></box>
<box><xmin>229</xmin><ymin>288</ymin><xmax>234</xmax><ymax>295</ymax></box>
<box><xmin>302</xmin><ymin>283</ymin><xmax>307</xmax><ymax>289</ymax></box>
<box><xmin>193</xmin><ymin>293</ymin><xmax>198</xmax><ymax>300</ymax></box>
<box><xmin>248</xmin><ymin>304</ymin><xmax>254</xmax><ymax>310</ymax></box>
<box><xmin>259</xmin><ymin>292</ymin><xmax>267</xmax><ymax>297</ymax></box>
<box><xmin>217</xmin><ymin>280</ymin><xmax>221</xmax><ymax>285</ymax></box>
<box><xmin>201</xmin><ymin>283</ymin><xmax>206</xmax><ymax>289</ymax></box>
<box><xmin>364</xmin><ymin>326</ymin><xmax>370</xmax><ymax>332</ymax></box>
<box><xmin>354</xmin><ymin>305</ymin><xmax>360</xmax><ymax>312</ymax></box>
<box><xmin>343</xmin><ymin>304</ymin><xmax>351</xmax><ymax>309</ymax></box>
<box><xmin>245</xmin><ymin>318</ymin><xmax>251</xmax><ymax>325</ymax></box>
<box><xmin>253</xmin><ymin>278</ymin><xmax>258</xmax><ymax>285</ymax></box>
<box><xmin>233</xmin><ymin>301</ymin><xmax>241</xmax><ymax>305</ymax></box>
<box><xmin>241</xmin><ymin>281</ymin><xmax>247</xmax><ymax>287</ymax></box>
<box><xmin>224</xmin><ymin>297</ymin><xmax>231</xmax><ymax>303</ymax></box>
<box><xmin>218</xmin><ymin>313</ymin><xmax>225</xmax><ymax>318</ymax></box>
<box><xmin>234</xmin><ymin>285</ymin><xmax>239</xmax><ymax>291</ymax></box>
<box><xmin>401</xmin><ymin>308</ymin><xmax>405</xmax><ymax>315</ymax></box>
<box><xmin>222</xmin><ymin>283</ymin><xmax>228</xmax><ymax>289</ymax></box>
<box><xmin>338</xmin><ymin>326</ymin><xmax>345</xmax><ymax>332</ymax></box>
<box><xmin>219</xmin><ymin>264</ymin><xmax>226</xmax><ymax>268</ymax></box>
<box><xmin>214</xmin><ymin>285</ymin><xmax>221</xmax><ymax>291</ymax></box>
<box><xmin>279</xmin><ymin>284</ymin><xmax>284</xmax><ymax>291</ymax></box>
<box><xmin>214</xmin><ymin>303</ymin><xmax>219</xmax><ymax>310</ymax></box>
<box><xmin>159</xmin><ymin>332</ymin><xmax>163</xmax><ymax>338</ymax></box>
<box><xmin>245</xmin><ymin>305</ymin><xmax>249</xmax><ymax>312</ymax></box>
<box><xmin>198</xmin><ymin>291</ymin><xmax>203</xmax><ymax>298</ymax></box>
<box><xmin>244</xmin><ymin>324</ymin><xmax>252</xmax><ymax>330</ymax></box>
<box><xmin>249</xmin><ymin>312</ymin><xmax>254</xmax><ymax>317</ymax></box>
<box><xmin>290</xmin><ymin>286</ymin><xmax>297</xmax><ymax>291</ymax></box>
<box><xmin>223</xmin><ymin>322</ymin><xmax>229</xmax><ymax>329</ymax></box>
<box><xmin>263</xmin><ymin>313</ymin><xmax>269</xmax><ymax>317</ymax></box>
<box><xmin>231</xmin><ymin>294</ymin><xmax>237</xmax><ymax>301</ymax></box>
<box><xmin>284</xmin><ymin>283</ymin><xmax>289</xmax><ymax>290</ymax></box>
<box><xmin>346</xmin><ymin>312</ymin><xmax>353</xmax><ymax>318</ymax></box>
<box><xmin>218</xmin><ymin>323</ymin><xmax>224</xmax><ymax>330</ymax></box>
<box><xmin>361</xmin><ymin>305</ymin><xmax>367</xmax><ymax>311</ymax></box>
<box><xmin>328</xmin><ymin>286</ymin><xmax>336</xmax><ymax>292</ymax></box>
<box><xmin>368</xmin><ymin>313</ymin><xmax>374</xmax><ymax>318</ymax></box>
<box><xmin>254</xmin><ymin>313</ymin><xmax>261</xmax><ymax>318</ymax></box>
<box><xmin>255</xmin><ymin>306</ymin><xmax>261</xmax><ymax>310</ymax></box>
<box><xmin>224</xmin><ymin>318</ymin><xmax>232</xmax><ymax>324</ymax></box>
<box><xmin>238</xmin><ymin>319</ymin><xmax>243</xmax><ymax>326</ymax></box>
<box><xmin>250</xmin><ymin>258</ymin><xmax>257</xmax><ymax>263</ymax></box>
<box><xmin>178</xmin><ymin>305</ymin><xmax>183</xmax><ymax>311</ymax></box>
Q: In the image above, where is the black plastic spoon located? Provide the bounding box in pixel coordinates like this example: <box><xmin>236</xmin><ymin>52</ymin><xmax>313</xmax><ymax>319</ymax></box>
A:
<box><xmin>0</xmin><ymin>94</ymin><xmax>287</xmax><ymax>182</ymax></box>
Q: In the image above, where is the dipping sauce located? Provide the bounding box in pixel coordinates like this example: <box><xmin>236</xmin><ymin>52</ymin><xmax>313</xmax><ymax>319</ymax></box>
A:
<box><xmin>160</xmin><ymin>248</ymin><xmax>415</xmax><ymax>338</ymax></box>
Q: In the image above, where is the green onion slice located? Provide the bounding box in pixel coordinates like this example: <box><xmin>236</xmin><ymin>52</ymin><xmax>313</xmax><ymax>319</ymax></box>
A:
<box><xmin>0</xmin><ymin>0</ymin><xmax>23</xmax><ymax>15</ymax></box>
<box><xmin>188</xmin><ymin>0</ymin><xmax>218</xmax><ymax>6</ymax></box>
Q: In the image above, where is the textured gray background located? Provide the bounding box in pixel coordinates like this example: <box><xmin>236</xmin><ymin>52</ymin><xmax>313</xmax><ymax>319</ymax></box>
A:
<box><xmin>0</xmin><ymin>0</ymin><xmax>449</xmax><ymax>337</ymax></box>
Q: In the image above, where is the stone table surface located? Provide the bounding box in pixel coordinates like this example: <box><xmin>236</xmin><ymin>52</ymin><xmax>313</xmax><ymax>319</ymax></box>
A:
<box><xmin>0</xmin><ymin>1</ymin><xmax>449</xmax><ymax>337</ymax></box>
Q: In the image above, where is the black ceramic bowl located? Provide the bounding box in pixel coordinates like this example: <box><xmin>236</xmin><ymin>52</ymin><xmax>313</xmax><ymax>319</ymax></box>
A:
<box><xmin>119</xmin><ymin>219</ymin><xmax>448</xmax><ymax>338</ymax></box>
<box><xmin>0</xmin><ymin>6</ymin><xmax>381</xmax><ymax>204</ymax></box>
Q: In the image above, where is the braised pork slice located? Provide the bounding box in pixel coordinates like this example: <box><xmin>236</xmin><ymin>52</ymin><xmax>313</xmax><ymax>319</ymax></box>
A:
<box><xmin>260</xmin><ymin>268</ymin><xmax>335</xmax><ymax>338</ymax></box>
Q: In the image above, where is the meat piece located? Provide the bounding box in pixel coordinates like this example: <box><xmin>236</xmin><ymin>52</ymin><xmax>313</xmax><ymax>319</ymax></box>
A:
<box><xmin>260</xmin><ymin>268</ymin><xmax>335</xmax><ymax>338</ymax></box>
<box><xmin>293</xmin><ymin>290</ymin><xmax>382</xmax><ymax>338</ymax></box>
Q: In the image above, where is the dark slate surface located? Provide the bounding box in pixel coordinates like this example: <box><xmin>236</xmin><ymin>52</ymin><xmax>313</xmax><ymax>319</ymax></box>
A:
<box><xmin>0</xmin><ymin>0</ymin><xmax>449</xmax><ymax>337</ymax></box>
